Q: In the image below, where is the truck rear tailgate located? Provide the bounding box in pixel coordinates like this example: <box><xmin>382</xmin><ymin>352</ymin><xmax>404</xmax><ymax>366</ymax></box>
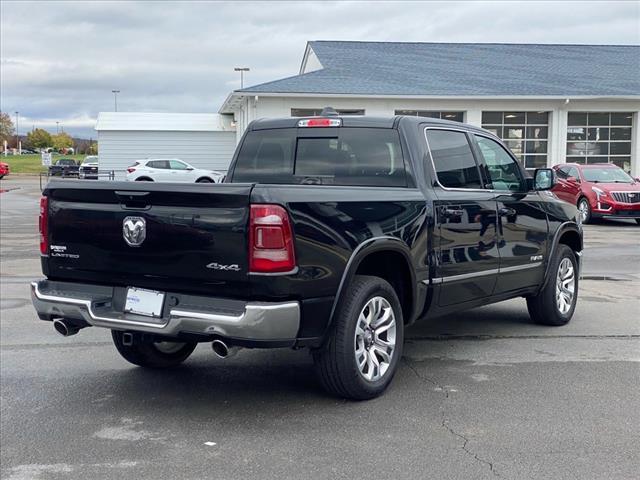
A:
<box><xmin>43</xmin><ymin>180</ymin><xmax>253</xmax><ymax>298</ymax></box>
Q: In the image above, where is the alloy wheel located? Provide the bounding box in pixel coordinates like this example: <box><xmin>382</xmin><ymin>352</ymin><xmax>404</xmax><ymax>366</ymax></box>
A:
<box><xmin>555</xmin><ymin>258</ymin><xmax>575</xmax><ymax>315</ymax></box>
<box><xmin>578</xmin><ymin>200</ymin><xmax>590</xmax><ymax>223</ymax></box>
<box><xmin>354</xmin><ymin>296</ymin><xmax>397</xmax><ymax>382</ymax></box>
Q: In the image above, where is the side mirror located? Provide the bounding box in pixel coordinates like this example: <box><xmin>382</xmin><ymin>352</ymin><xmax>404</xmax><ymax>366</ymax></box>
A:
<box><xmin>533</xmin><ymin>168</ymin><xmax>556</xmax><ymax>191</ymax></box>
<box><xmin>567</xmin><ymin>176</ymin><xmax>580</xmax><ymax>184</ymax></box>
<box><xmin>186</xmin><ymin>167</ymin><xmax>194</xmax><ymax>171</ymax></box>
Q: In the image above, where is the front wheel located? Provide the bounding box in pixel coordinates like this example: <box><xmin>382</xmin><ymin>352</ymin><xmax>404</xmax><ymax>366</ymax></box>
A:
<box><xmin>196</xmin><ymin>178</ymin><xmax>213</xmax><ymax>183</ymax></box>
<box><xmin>578</xmin><ymin>198</ymin><xmax>591</xmax><ymax>224</ymax></box>
<box><xmin>111</xmin><ymin>331</ymin><xmax>197</xmax><ymax>368</ymax></box>
<box><xmin>313</xmin><ymin>275</ymin><xmax>404</xmax><ymax>400</ymax></box>
<box><xmin>526</xmin><ymin>245</ymin><xmax>578</xmax><ymax>326</ymax></box>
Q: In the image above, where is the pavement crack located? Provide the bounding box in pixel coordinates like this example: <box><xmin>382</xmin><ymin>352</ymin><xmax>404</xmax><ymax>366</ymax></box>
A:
<box><xmin>403</xmin><ymin>357</ymin><xmax>500</xmax><ymax>477</ymax></box>
<box><xmin>441</xmin><ymin>419</ymin><xmax>500</xmax><ymax>477</ymax></box>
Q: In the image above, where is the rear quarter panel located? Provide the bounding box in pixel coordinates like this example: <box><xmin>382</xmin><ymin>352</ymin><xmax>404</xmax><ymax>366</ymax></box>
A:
<box><xmin>249</xmin><ymin>185</ymin><xmax>429</xmax><ymax>331</ymax></box>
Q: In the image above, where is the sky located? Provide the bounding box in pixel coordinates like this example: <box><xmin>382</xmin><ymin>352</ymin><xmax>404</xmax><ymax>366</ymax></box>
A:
<box><xmin>1</xmin><ymin>0</ymin><xmax>639</xmax><ymax>138</ymax></box>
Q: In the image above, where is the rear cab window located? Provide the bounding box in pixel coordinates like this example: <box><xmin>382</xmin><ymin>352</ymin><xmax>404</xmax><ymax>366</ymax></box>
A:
<box><xmin>426</xmin><ymin>129</ymin><xmax>482</xmax><ymax>189</ymax></box>
<box><xmin>231</xmin><ymin>127</ymin><xmax>407</xmax><ymax>187</ymax></box>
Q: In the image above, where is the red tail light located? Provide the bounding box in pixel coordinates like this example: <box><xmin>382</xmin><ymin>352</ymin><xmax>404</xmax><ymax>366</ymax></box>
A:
<box><xmin>249</xmin><ymin>204</ymin><xmax>296</xmax><ymax>273</ymax></box>
<box><xmin>127</xmin><ymin>167</ymin><xmax>136</xmax><ymax>173</ymax></box>
<box><xmin>39</xmin><ymin>196</ymin><xmax>49</xmax><ymax>255</ymax></box>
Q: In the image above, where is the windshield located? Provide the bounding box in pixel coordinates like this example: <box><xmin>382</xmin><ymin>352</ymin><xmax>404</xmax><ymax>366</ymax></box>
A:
<box><xmin>582</xmin><ymin>167</ymin><xmax>633</xmax><ymax>183</ymax></box>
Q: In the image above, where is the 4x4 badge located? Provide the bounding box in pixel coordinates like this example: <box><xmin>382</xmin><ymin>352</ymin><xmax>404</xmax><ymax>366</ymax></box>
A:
<box><xmin>123</xmin><ymin>217</ymin><xmax>146</xmax><ymax>247</ymax></box>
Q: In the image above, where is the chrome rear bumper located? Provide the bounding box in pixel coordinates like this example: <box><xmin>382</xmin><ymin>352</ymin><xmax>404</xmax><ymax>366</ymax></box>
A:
<box><xmin>31</xmin><ymin>280</ymin><xmax>300</xmax><ymax>341</ymax></box>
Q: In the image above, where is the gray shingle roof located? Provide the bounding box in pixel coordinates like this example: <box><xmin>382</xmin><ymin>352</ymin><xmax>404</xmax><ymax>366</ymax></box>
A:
<box><xmin>239</xmin><ymin>41</ymin><xmax>640</xmax><ymax>96</ymax></box>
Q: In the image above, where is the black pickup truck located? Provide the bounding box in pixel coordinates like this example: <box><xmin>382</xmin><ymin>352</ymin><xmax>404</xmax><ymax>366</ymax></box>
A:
<box><xmin>32</xmin><ymin>113</ymin><xmax>583</xmax><ymax>399</ymax></box>
<box><xmin>48</xmin><ymin>158</ymin><xmax>80</xmax><ymax>177</ymax></box>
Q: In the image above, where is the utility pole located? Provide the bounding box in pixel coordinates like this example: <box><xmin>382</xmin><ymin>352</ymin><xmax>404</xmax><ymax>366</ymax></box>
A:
<box><xmin>14</xmin><ymin>111</ymin><xmax>19</xmax><ymax>151</ymax></box>
<box><xmin>112</xmin><ymin>89</ymin><xmax>120</xmax><ymax>112</ymax></box>
<box><xmin>56</xmin><ymin>121</ymin><xmax>60</xmax><ymax>134</ymax></box>
<box><xmin>234</xmin><ymin>67</ymin><xmax>250</xmax><ymax>89</ymax></box>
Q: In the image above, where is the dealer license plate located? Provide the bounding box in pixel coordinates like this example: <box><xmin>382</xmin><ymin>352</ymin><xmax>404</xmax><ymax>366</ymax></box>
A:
<box><xmin>125</xmin><ymin>287</ymin><xmax>165</xmax><ymax>317</ymax></box>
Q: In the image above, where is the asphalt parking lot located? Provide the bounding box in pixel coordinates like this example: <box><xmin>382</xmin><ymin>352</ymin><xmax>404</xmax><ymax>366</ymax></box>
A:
<box><xmin>1</xmin><ymin>176</ymin><xmax>639</xmax><ymax>480</ymax></box>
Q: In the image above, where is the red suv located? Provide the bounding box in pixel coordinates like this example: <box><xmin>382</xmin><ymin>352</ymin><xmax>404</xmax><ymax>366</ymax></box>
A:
<box><xmin>0</xmin><ymin>162</ymin><xmax>9</xmax><ymax>179</ymax></box>
<box><xmin>552</xmin><ymin>163</ymin><xmax>640</xmax><ymax>224</ymax></box>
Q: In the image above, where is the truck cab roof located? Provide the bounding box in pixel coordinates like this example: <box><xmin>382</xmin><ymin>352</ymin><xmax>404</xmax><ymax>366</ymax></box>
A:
<box><xmin>249</xmin><ymin>114</ymin><xmax>490</xmax><ymax>136</ymax></box>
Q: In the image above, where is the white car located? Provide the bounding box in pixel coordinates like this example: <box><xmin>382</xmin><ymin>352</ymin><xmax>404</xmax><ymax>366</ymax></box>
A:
<box><xmin>126</xmin><ymin>159</ymin><xmax>224</xmax><ymax>183</ymax></box>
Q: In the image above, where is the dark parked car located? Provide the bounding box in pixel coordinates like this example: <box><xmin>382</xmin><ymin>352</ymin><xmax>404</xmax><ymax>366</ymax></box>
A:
<box><xmin>31</xmin><ymin>112</ymin><xmax>583</xmax><ymax>399</ymax></box>
<box><xmin>48</xmin><ymin>158</ymin><xmax>79</xmax><ymax>177</ymax></box>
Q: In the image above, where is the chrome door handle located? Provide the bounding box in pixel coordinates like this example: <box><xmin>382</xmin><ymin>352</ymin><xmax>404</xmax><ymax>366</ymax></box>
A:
<box><xmin>443</xmin><ymin>208</ymin><xmax>464</xmax><ymax>218</ymax></box>
<box><xmin>499</xmin><ymin>207</ymin><xmax>516</xmax><ymax>217</ymax></box>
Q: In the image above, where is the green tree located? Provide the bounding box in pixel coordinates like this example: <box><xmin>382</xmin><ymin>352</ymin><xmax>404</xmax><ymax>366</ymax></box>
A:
<box><xmin>52</xmin><ymin>132</ymin><xmax>73</xmax><ymax>150</ymax></box>
<box><xmin>0</xmin><ymin>112</ymin><xmax>15</xmax><ymax>146</ymax></box>
<box><xmin>26</xmin><ymin>128</ymin><xmax>53</xmax><ymax>150</ymax></box>
<box><xmin>87</xmin><ymin>141</ymin><xmax>98</xmax><ymax>155</ymax></box>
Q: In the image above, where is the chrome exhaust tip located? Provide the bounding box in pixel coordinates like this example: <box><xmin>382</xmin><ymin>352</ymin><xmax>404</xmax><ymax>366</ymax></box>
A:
<box><xmin>53</xmin><ymin>318</ymin><xmax>80</xmax><ymax>337</ymax></box>
<box><xmin>211</xmin><ymin>339</ymin><xmax>239</xmax><ymax>359</ymax></box>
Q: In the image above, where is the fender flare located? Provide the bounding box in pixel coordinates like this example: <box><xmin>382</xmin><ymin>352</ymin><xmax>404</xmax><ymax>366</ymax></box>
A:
<box><xmin>328</xmin><ymin>236</ymin><xmax>418</xmax><ymax>328</ymax></box>
<box><xmin>538</xmin><ymin>221</ymin><xmax>583</xmax><ymax>293</ymax></box>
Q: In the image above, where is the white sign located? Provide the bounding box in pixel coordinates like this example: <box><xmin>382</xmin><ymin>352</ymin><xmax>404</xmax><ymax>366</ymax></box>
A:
<box><xmin>41</xmin><ymin>152</ymin><xmax>52</xmax><ymax>166</ymax></box>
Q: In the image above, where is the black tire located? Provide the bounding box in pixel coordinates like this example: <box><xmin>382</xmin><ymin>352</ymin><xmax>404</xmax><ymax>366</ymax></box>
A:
<box><xmin>111</xmin><ymin>331</ymin><xmax>197</xmax><ymax>368</ymax></box>
<box><xmin>196</xmin><ymin>177</ymin><xmax>213</xmax><ymax>183</ymax></box>
<box><xmin>635</xmin><ymin>219</ymin><xmax>640</xmax><ymax>225</ymax></box>
<box><xmin>577</xmin><ymin>197</ymin><xmax>591</xmax><ymax>224</ymax></box>
<box><xmin>135</xmin><ymin>177</ymin><xmax>153</xmax><ymax>182</ymax></box>
<box><xmin>313</xmin><ymin>275</ymin><xmax>404</xmax><ymax>400</ymax></box>
<box><xmin>526</xmin><ymin>244</ymin><xmax>578</xmax><ymax>326</ymax></box>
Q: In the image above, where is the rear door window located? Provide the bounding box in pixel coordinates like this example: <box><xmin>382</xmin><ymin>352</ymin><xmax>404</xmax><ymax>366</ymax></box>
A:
<box><xmin>148</xmin><ymin>160</ymin><xmax>169</xmax><ymax>169</ymax></box>
<box><xmin>426</xmin><ymin>129</ymin><xmax>482</xmax><ymax>189</ymax></box>
<box><xmin>232</xmin><ymin>128</ymin><xmax>407</xmax><ymax>187</ymax></box>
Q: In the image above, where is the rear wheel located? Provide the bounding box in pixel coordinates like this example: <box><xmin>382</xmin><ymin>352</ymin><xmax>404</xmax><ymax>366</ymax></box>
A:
<box><xmin>313</xmin><ymin>275</ymin><xmax>404</xmax><ymax>400</ymax></box>
<box><xmin>526</xmin><ymin>244</ymin><xmax>578</xmax><ymax>326</ymax></box>
<box><xmin>577</xmin><ymin>198</ymin><xmax>591</xmax><ymax>224</ymax></box>
<box><xmin>111</xmin><ymin>331</ymin><xmax>197</xmax><ymax>368</ymax></box>
<box><xmin>135</xmin><ymin>177</ymin><xmax>153</xmax><ymax>182</ymax></box>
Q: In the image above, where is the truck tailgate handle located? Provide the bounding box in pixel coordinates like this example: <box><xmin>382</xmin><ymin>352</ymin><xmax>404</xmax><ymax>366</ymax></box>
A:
<box><xmin>115</xmin><ymin>191</ymin><xmax>151</xmax><ymax>209</ymax></box>
<box><xmin>115</xmin><ymin>191</ymin><xmax>150</xmax><ymax>198</ymax></box>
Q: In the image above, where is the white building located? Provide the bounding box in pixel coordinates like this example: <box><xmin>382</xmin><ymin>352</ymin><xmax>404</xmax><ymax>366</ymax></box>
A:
<box><xmin>95</xmin><ymin>112</ymin><xmax>236</xmax><ymax>174</ymax></box>
<box><xmin>220</xmin><ymin>41</ymin><xmax>640</xmax><ymax>175</ymax></box>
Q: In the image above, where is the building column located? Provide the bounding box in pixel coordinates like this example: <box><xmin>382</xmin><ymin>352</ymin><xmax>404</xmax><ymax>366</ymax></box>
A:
<box><xmin>632</xmin><ymin>111</ymin><xmax>640</xmax><ymax>177</ymax></box>
<box><xmin>549</xmin><ymin>107</ymin><xmax>568</xmax><ymax>166</ymax></box>
<box><xmin>466</xmin><ymin>109</ymin><xmax>482</xmax><ymax>128</ymax></box>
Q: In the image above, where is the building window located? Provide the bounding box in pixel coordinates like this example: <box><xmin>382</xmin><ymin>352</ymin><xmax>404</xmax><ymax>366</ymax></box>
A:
<box><xmin>566</xmin><ymin>112</ymin><xmax>633</xmax><ymax>171</ymax></box>
<box><xmin>481</xmin><ymin>111</ymin><xmax>549</xmax><ymax>170</ymax></box>
<box><xmin>395</xmin><ymin>110</ymin><xmax>464</xmax><ymax>122</ymax></box>
<box><xmin>291</xmin><ymin>108</ymin><xmax>365</xmax><ymax>117</ymax></box>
